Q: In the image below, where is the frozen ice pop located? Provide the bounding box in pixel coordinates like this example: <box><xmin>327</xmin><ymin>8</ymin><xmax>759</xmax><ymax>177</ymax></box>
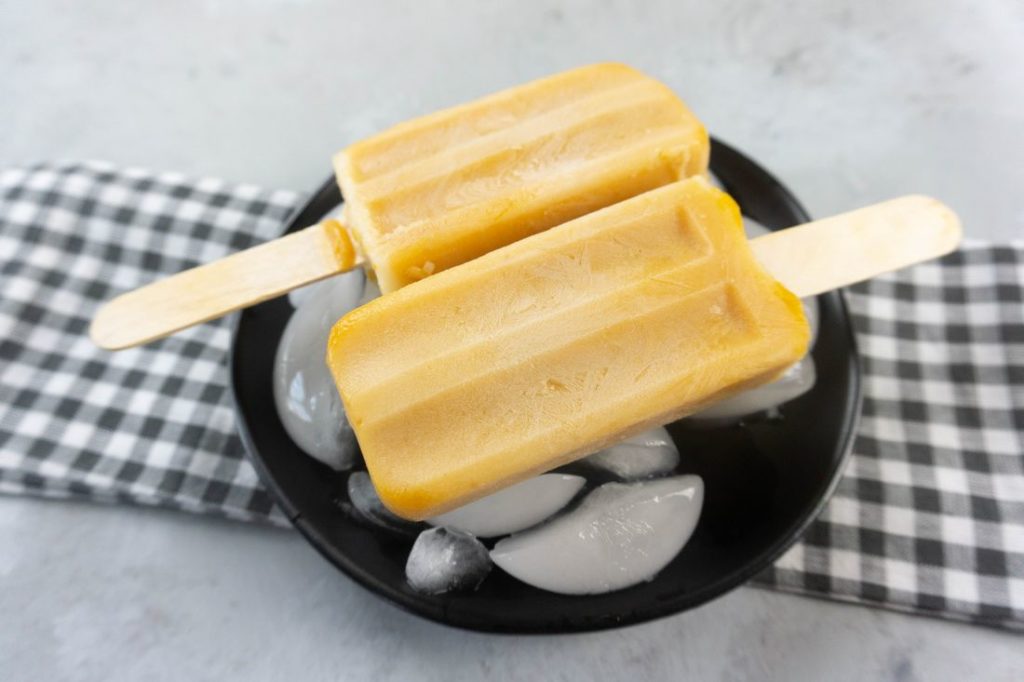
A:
<box><xmin>90</xmin><ymin>63</ymin><xmax>708</xmax><ymax>350</ymax></box>
<box><xmin>335</xmin><ymin>62</ymin><xmax>709</xmax><ymax>293</ymax></box>
<box><xmin>328</xmin><ymin>178</ymin><xmax>962</xmax><ymax>520</ymax></box>
<box><xmin>327</xmin><ymin>178</ymin><xmax>810</xmax><ymax>519</ymax></box>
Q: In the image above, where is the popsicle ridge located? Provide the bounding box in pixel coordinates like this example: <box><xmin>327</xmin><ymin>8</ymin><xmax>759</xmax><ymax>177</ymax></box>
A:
<box><xmin>343</xmin><ymin>63</ymin><xmax>668</xmax><ymax>179</ymax></box>
<box><xmin>328</xmin><ymin>178</ymin><xmax>809</xmax><ymax>518</ymax></box>
<box><xmin>356</xmin><ymin>85</ymin><xmax>694</xmax><ymax>223</ymax></box>
<box><xmin>334</xmin><ymin>63</ymin><xmax>709</xmax><ymax>292</ymax></box>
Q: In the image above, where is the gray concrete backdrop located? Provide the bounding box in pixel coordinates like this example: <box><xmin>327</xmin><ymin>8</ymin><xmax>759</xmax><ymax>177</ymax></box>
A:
<box><xmin>1</xmin><ymin>1</ymin><xmax>1022</xmax><ymax>680</ymax></box>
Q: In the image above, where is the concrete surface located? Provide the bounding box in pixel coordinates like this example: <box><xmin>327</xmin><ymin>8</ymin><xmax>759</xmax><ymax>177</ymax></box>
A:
<box><xmin>1</xmin><ymin>1</ymin><xmax>1022</xmax><ymax>680</ymax></box>
<box><xmin>2</xmin><ymin>496</ymin><xmax>1022</xmax><ymax>682</ymax></box>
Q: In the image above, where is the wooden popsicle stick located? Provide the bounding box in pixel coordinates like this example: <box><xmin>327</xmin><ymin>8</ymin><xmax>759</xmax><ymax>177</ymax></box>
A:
<box><xmin>90</xmin><ymin>193</ymin><xmax>960</xmax><ymax>352</ymax></box>
<box><xmin>89</xmin><ymin>219</ymin><xmax>363</xmax><ymax>350</ymax></box>
<box><xmin>750</xmin><ymin>195</ymin><xmax>962</xmax><ymax>298</ymax></box>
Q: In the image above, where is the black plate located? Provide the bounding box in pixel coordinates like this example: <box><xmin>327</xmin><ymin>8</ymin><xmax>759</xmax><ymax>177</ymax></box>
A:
<box><xmin>230</xmin><ymin>139</ymin><xmax>861</xmax><ymax>633</ymax></box>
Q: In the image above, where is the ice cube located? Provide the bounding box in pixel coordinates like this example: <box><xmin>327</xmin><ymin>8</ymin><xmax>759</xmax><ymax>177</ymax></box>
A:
<box><xmin>490</xmin><ymin>475</ymin><xmax>703</xmax><ymax>595</ymax></box>
<box><xmin>274</xmin><ymin>269</ymin><xmax>370</xmax><ymax>469</ymax></box>
<box><xmin>406</xmin><ymin>527</ymin><xmax>492</xmax><ymax>595</ymax></box>
<box><xmin>742</xmin><ymin>214</ymin><xmax>772</xmax><ymax>240</ymax></box>
<box><xmin>288</xmin><ymin>276</ymin><xmax>331</xmax><ymax>310</ymax></box>
<box><xmin>358</xmin><ymin>278</ymin><xmax>382</xmax><ymax>306</ymax></box>
<box><xmin>428</xmin><ymin>474</ymin><xmax>585</xmax><ymax>538</ymax></box>
<box><xmin>804</xmin><ymin>296</ymin><xmax>820</xmax><ymax>349</ymax></box>
<box><xmin>581</xmin><ymin>426</ymin><xmax>679</xmax><ymax>480</ymax></box>
<box><xmin>688</xmin><ymin>354</ymin><xmax>816</xmax><ymax>423</ymax></box>
<box><xmin>347</xmin><ymin>471</ymin><xmax>422</xmax><ymax>535</ymax></box>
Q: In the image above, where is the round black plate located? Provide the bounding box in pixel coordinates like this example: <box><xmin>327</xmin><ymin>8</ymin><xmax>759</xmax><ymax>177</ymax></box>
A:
<box><xmin>230</xmin><ymin>139</ymin><xmax>861</xmax><ymax>633</ymax></box>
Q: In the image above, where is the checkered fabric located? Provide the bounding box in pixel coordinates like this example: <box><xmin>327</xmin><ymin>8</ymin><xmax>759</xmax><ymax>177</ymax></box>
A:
<box><xmin>1</xmin><ymin>162</ymin><xmax>1021</xmax><ymax>628</ymax></box>
<box><xmin>0</xmin><ymin>161</ymin><xmax>297</xmax><ymax>524</ymax></box>
<box><xmin>756</xmin><ymin>246</ymin><xmax>1024</xmax><ymax>630</ymax></box>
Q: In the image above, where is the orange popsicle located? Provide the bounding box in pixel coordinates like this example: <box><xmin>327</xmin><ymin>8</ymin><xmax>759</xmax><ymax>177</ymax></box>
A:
<box><xmin>327</xmin><ymin>178</ymin><xmax>810</xmax><ymax>519</ymax></box>
<box><xmin>335</xmin><ymin>63</ymin><xmax>709</xmax><ymax>293</ymax></box>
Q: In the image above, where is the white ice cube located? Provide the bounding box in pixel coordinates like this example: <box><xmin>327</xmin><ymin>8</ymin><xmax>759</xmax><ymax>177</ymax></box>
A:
<box><xmin>273</xmin><ymin>269</ymin><xmax>370</xmax><ymax>470</ymax></box>
<box><xmin>581</xmin><ymin>426</ymin><xmax>679</xmax><ymax>480</ymax></box>
<box><xmin>804</xmin><ymin>296</ymin><xmax>820</xmax><ymax>349</ymax></box>
<box><xmin>490</xmin><ymin>475</ymin><xmax>704</xmax><ymax>595</ymax></box>
<box><xmin>347</xmin><ymin>471</ymin><xmax>421</xmax><ymax>535</ymax></box>
<box><xmin>742</xmin><ymin>214</ymin><xmax>772</xmax><ymax>239</ymax></box>
<box><xmin>406</xmin><ymin>527</ymin><xmax>492</xmax><ymax>595</ymax></box>
<box><xmin>287</xmin><ymin>277</ymin><xmax>329</xmax><ymax>310</ymax></box>
<box><xmin>428</xmin><ymin>474</ymin><xmax>584</xmax><ymax>538</ymax></box>
<box><xmin>689</xmin><ymin>354</ymin><xmax>816</xmax><ymax>423</ymax></box>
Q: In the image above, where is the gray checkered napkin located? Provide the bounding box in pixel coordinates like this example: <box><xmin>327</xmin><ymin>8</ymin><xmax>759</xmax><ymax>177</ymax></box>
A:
<box><xmin>1</xmin><ymin>162</ymin><xmax>1022</xmax><ymax>629</ymax></box>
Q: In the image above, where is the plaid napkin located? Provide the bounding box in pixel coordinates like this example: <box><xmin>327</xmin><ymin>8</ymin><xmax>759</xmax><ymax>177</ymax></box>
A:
<box><xmin>0</xmin><ymin>161</ymin><xmax>296</xmax><ymax>524</ymax></box>
<box><xmin>1</xmin><ymin>162</ymin><xmax>1021</xmax><ymax>630</ymax></box>
<box><xmin>754</xmin><ymin>244</ymin><xmax>1024</xmax><ymax>630</ymax></box>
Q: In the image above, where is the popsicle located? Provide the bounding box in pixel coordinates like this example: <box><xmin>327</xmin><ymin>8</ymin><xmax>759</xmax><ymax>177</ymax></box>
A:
<box><xmin>335</xmin><ymin>62</ymin><xmax>708</xmax><ymax>293</ymax></box>
<box><xmin>90</xmin><ymin>63</ymin><xmax>708</xmax><ymax>350</ymax></box>
<box><xmin>326</xmin><ymin>178</ymin><xmax>962</xmax><ymax>520</ymax></box>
